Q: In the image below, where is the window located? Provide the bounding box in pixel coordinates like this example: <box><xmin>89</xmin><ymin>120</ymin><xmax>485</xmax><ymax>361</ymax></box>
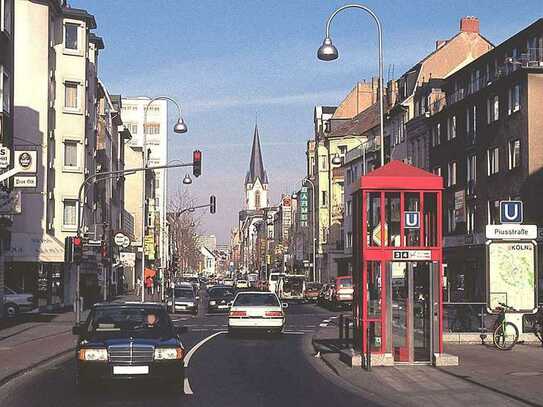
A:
<box><xmin>447</xmin><ymin>115</ymin><xmax>456</xmax><ymax>140</ymax></box>
<box><xmin>346</xmin><ymin>169</ymin><xmax>352</xmax><ymax>184</ymax></box>
<box><xmin>64</xmin><ymin>82</ymin><xmax>78</xmax><ymax>110</ymax></box>
<box><xmin>64</xmin><ymin>141</ymin><xmax>78</xmax><ymax>168</ymax></box>
<box><xmin>338</xmin><ymin>145</ymin><xmax>347</xmax><ymax>156</ymax></box>
<box><xmin>447</xmin><ymin>208</ymin><xmax>456</xmax><ymax>233</ymax></box>
<box><xmin>321</xmin><ymin>190</ymin><xmax>328</xmax><ymax>207</ymax></box>
<box><xmin>63</xmin><ymin>200</ymin><xmax>77</xmax><ymax>227</ymax></box>
<box><xmin>64</xmin><ymin>22</ymin><xmax>79</xmax><ymax>50</ymax></box>
<box><xmin>432</xmin><ymin>123</ymin><xmax>441</xmax><ymax>146</ymax></box>
<box><xmin>487</xmin><ymin>200</ymin><xmax>500</xmax><ymax>225</ymax></box>
<box><xmin>144</xmin><ymin>123</ymin><xmax>160</xmax><ymax>135</ymax></box>
<box><xmin>346</xmin><ymin>200</ymin><xmax>352</xmax><ymax>217</ymax></box>
<box><xmin>467</xmin><ymin>154</ymin><xmax>476</xmax><ymax>183</ymax></box>
<box><xmin>346</xmin><ymin>232</ymin><xmax>352</xmax><ymax>249</ymax></box>
<box><xmin>447</xmin><ymin>161</ymin><xmax>457</xmax><ymax>187</ymax></box>
<box><xmin>508</xmin><ymin>84</ymin><xmax>521</xmax><ymax>114</ymax></box>
<box><xmin>487</xmin><ymin>95</ymin><xmax>499</xmax><ymax>123</ymax></box>
<box><xmin>432</xmin><ymin>166</ymin><xmax>441</xmax><ymax>176</ymax></box>
<box><xmin>255</xmin><ymin>191</ymin><xmax>261</xmax><ymax>208</ymax></box>
<box><xmin>1</xmin><ymin>0</ymin><xmax>11</xmax><ymax>34</ymax></box>
<box><xmin>472</xmin><ymin>105</ymin><xmax>477</xmax><ymax>136</ymax></box>
<box><xmin>126</xmin><ymin>122</ymin><xmax>138</xmax><ymax>135</ymax></box>
<box><xmin>508</xmin><ymin>139</ymin><xmax>521</xmax><ymax>169</ymax></box>
<box><xmin>0</xmin><ymin>65</ymin><xmax>9</xmax><ymax>113</ymax></box>
<box><xmin>487</xmin><ymin>147</ymin><xmax>499</xmax><ymax>175</ymax></box>
<box><xmin>466</xmin><ymin>205</ymin><xmax>476</xmax><ymax>234</ymax></box>
<box><xmin>319</xmin><ymin>155</ymin><xmax>327</xmax><ymax>171</ymax></box>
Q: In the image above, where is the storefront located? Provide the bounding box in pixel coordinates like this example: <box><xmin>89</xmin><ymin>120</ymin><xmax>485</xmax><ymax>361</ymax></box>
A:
<box><xmin>352</xmin><ymin>161</ymin><xmax>448</xmax><ymax>365</ymax></box>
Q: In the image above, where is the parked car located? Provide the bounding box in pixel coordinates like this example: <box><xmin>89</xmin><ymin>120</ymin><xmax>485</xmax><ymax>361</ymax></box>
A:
<box><xmin>228</xmin><ymin>291</ymin><xmax>287</xmax><ymax>335</ymax></box>
<box><xmin>223</xmin><ymin>279</ymin><xmax>235</xmax><ymax>287</ymax></box>
<box><xmin>3</xmin><ymin>287</ymin><xmax>34</xmax><ymax>318</ymax></box>
<box><xmin>333</xmin><ymin>276</ymin><xmax>353</xmax><ymax>309</ymax></box>
<box><xmin>207</xmin><ymin>286</ymin><xmax>235</xmax><ymax>313</ymax></box>
<box><xmin>167</xmin><ymin>287</ymin><xmax>198</xmax><ymax>315</ymax></box>
<box><xmin>304</xmin><ymin>282</ymin><xmax>322</xmax><ymax>303</ymax></box>
<box><xmin>73</xmin><ymin>303</ymin><xmax>186</xmax><ymax>392</ymax></box>
<box><xmin>278</xmin><ymin>275</ymin><xmax>305</xmax><ymax>302</ymax></box>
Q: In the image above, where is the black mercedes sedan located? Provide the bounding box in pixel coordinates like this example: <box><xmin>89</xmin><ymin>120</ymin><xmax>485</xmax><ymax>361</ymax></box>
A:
<box><xmin>73</xmin><ymin>303</ymin><xmax>186</xmax><ymax>392</ymax></box>
<box><xmin>207</xmin><ymin>286</ymin><xmax>235</xmax><ymax>313</ymax></box>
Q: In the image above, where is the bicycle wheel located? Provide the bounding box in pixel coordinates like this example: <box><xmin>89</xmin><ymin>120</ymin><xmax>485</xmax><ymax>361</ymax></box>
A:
<box><xmin>493</xmin><ymin>322</ymin><xmax>519</xmax><ymax>350</ymax></box>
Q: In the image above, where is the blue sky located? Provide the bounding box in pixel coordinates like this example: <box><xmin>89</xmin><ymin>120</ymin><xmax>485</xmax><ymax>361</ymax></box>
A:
<box><xmin>71</xmin><ymin>0</ymin><xmax>539</xmax><ymax>243</ymax></box>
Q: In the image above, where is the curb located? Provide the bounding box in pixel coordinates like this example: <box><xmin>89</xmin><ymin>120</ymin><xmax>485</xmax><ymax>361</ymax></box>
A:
<box><xmin>0</xmin><ymin>347</ymin><xmax>74</xmax><ymax>389</ymax></box>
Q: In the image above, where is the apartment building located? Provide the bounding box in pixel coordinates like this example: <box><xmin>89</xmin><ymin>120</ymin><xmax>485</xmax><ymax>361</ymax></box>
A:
<box><xmin>121</xmin><ymin>97</ymin><xmax>168</xmax><ymax>279</ymax></box>
<box><xmin>427</xmin><ymin>18</ymin><xmax>543</xmax><ymax>306</ymax></box>
<box><xmin>0</xmin><ymin>0</ymin><xmax>13</xmax><ymax>317</ymax></box>
<box><xmin>8</xmin><ymin>0</ymin><xmax>103</xmax><ymax>308</ymax></box>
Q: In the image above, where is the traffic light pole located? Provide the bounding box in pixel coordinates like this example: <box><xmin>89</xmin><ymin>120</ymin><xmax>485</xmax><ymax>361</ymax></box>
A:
<box><xmin>74</xmin><ymin>162</ymin><xmax>193</xmax><ymax>324</ymax></box>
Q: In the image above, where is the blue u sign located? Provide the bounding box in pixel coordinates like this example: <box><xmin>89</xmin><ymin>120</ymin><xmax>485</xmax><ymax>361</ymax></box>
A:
<box><xmin>404</xmin><ymin>211</ymin><xmax>420</xmax><ymax>229</ymax></box>
<box><xmin>500</xmin><ymin>201</ymin><xmax>523</xmax><ymax>224</ymax></box>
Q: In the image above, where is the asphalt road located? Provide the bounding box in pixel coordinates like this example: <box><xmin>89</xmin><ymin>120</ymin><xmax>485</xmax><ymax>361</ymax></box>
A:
<box><xmin>0</xmin><ymin>294</ymin><xmax>381</xmax><ymax>407</ymax></box>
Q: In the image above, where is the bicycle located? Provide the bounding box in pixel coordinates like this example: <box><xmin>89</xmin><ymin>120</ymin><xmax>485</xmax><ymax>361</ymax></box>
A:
<box><xmin>492</xmin><ymin>302</ymin><xmax>519</xmax><ymax>350</ymax></box>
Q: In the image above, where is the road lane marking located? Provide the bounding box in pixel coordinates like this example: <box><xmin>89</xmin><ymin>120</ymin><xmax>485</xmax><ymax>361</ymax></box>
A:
<box><xmin>183</xmin><ymin>330</ymin><xmax>226</xmax><ymax>396</ymax></box>
<box><xmin>283</xmin><ymin>331</ymin><xmax>305</xmax><ymax>335</ymax></box>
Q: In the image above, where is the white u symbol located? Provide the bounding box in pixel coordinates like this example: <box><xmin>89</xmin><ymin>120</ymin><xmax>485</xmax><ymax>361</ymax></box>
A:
<box><xmin>504</xmin><ymin>204</ymin><xmax>519</xmax><ymax>221</ymax></box>
<box><xmin>406</xmin><ymin>213</ymin><xmax>418</xmax><ymax>227</ymax></box>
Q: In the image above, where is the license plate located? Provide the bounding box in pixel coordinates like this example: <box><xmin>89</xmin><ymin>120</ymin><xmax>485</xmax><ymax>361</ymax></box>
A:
<box><xmin>113</xmin><ymin>366</ymin><xmax>149</xmax><ymax>375</ymax></box>
<box><xmin>176</xmin><ymin>305</ymin><xmax>187</xmax><ymax>310</ymax></box>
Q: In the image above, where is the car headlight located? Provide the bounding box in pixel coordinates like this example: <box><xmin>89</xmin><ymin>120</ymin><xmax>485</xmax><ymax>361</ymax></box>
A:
<box><xmin>209</xmin><ymin>301</ymin><xmax>216</xmax><ymax>305</ymax></box>
<box><xmin>154</xmin><ymin>347</ymin><xmax>184</xmax><ymax>360</ymax></box>
<box><xmin>78</xmin><ymin>348</ymin><xmax>108</xmax><ymax>361</ymax></box>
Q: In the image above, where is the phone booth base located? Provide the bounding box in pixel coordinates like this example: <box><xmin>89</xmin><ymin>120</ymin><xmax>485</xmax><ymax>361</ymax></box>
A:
<box><xmin>351</xmin><ymin>161</ymin><xmax>456</xmax><ymax>366</ymax></box>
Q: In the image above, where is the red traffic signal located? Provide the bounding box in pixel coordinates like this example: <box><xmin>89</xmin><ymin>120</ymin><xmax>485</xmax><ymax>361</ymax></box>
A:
<box><xmin>73</xmin><ymin>236</ymin><xmax>83</xmax><ymax>264</ymax></box>
<box><xmin>193</xmin><ymin>150</ymin><xmax>202</xmax><ymax>177</ymax></box>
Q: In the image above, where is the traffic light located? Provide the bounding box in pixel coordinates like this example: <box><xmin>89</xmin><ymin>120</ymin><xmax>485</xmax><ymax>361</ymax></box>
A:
<box><xmin>193</xmin><ymin>150</ymin><xmax>202</xmax><ymax>177</ymax></box>
<box><xmin>210</xmin><ymin>195</ymin><xmax>216</xmax><ymax>214</ymax></box>
<box><xmin>64</xmin><ymin>236</ymin><xmax>74</xmax><ymax>263</ymax></box>
<box><xmin>73</xmin><ymin>236</ymin><xmax>83</xmax><ymax>264</ymax></box>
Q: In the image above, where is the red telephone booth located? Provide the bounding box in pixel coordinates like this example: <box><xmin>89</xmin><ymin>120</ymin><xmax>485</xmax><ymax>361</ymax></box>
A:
<box><xmin>352</xmin><ymin>161</ymin><xmax>443</xmax><ymax>365</ymax></box>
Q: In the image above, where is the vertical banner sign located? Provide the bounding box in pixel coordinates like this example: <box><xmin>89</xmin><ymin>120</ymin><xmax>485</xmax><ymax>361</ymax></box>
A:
<box><xmin>300</xmin><ymin>187</ymin><xmax>308</xmax><ymax>227</ymax></box>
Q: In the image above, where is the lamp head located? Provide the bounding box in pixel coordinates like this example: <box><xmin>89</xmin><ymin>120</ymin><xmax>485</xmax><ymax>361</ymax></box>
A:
<box><xmin>317</xmin><ymin>37</ymin><xmax>339</xmax><ymax>61</ymax></box>
<box><xmin>331</xmin><ymin>154</ymin><xmax>342</xmax><ymax>165</ymax></box>
<box><xmin>182</xmin><ymin>174</ymin><xmax>192</xmax><ymax>185</ymax></box>
<box><xmin>173</xmin><ymin>117</ymin><xmax>188</xmax><ymax>134</ymax></box>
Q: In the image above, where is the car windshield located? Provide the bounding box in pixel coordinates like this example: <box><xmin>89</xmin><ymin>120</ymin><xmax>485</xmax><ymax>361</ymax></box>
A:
<box><xmin>173</xmin><ymin>289</ymin><xmax>194</xmax><ymax>299</ymax></box>
<box><xmin>338</xmin><ymin>278</ymin><xmax>352</xmax><ymax>288</ymax></box>
<box><xmin>209</xmin><ymin>288</ymin><xmax>235</xmax><ymax>299</ymax></box>
<box><xmin>87</xmin><ymin>306</ymin><xmax>171</xmax><ymax>337</ymax></box>
<box><xmin>234</xmin><ymin>294</ymin><xmax>280</xmax><ymax>307</ymax></box>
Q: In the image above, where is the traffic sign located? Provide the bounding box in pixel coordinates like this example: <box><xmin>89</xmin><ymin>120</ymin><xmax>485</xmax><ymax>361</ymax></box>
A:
<box><xmin>122</xmin><ymin>236</ymin><xmax>130</xmax><ymax>248</ymax></box>
<box><xmin>392</xmin><ymin>250</ymin><xmax>431</xmax><ymax>261</ymax></box>
<box><xmin>500</xmin><ymin>201</ymin><xmax>523</xmax><ymax>224</ymax></box>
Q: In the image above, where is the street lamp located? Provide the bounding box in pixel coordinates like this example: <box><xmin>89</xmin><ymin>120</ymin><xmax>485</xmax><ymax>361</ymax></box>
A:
<box><xmin>141</xmin><ymin>96</ymin><xmax>188</xmax><ymax>303</ymax></box>
<box><xmin>302</xmin><ymin>178</ymin><xmax>318</xmax><ymax>283</ymax></box>
<box><xmin>317</xmin><ymin>4</ymin><xmax>385</xmax><ymax>167</ymax></box>
<box><xmin>331</xmin><ymin>138</ymin><xmax>368</xmax><ymax>175</ymax></box>
<box><xmin>182</xmin><ymin>174</ymin><xmax>192</xmax><ymax>185</ymax></box>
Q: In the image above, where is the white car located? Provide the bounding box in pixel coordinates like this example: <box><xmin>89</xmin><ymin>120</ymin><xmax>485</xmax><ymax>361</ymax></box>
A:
<box><xmin>235</xmin><ymin>280</ymin><xmax>249</xmax><ymax>289</ymax></box>
<box><xmin>228</xmin><ymin>291</ymin><xmax>287</xmax><ymax>334</ymax></box>
<box><xmin>3</xmin><ymin>287</ymin><xmax>34</xmax><ymax>318</ymax></box>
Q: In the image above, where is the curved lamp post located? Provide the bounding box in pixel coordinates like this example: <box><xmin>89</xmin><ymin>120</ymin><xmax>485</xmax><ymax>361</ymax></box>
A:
<box><xmin>141</xmin><ymin>96</ymin><xmax>188</xmax><ymax>302</ymax></box>
<box><xmin>317</xmin><ymin>4</ymin><xmax>385</xmax><ymax>167</ymax></box>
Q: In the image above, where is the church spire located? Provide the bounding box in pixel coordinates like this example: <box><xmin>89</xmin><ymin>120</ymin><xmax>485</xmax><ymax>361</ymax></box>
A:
<box><xmin>245</xmin><ymin>123</ymin><xmax>268</xmax><ymax>186</ymax></box>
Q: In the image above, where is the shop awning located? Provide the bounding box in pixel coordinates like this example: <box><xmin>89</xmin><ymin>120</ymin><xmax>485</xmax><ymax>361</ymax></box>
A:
<box><xmin>145</xmin><ymin>268</ymin><xmax>156</xmax><ymax>278</ymax></box>
<box><xmin>7</xmin><ymin>232</ymin><xmax>65</xmax><ymax>263</ymax></box>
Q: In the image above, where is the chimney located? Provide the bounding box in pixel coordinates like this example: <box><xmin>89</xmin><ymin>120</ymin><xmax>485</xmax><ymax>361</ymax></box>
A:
<box><xmin>435</xmin><ymin>40</ymin><xmax>446</xmax><ymax>50</ymax></box>
<box><xmin>460</xmin><ymin>16</ymin><xmax>480</xmax><ymax>33</ymax></box>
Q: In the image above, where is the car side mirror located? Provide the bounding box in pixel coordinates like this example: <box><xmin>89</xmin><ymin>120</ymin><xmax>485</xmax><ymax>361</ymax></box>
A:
<box><xmin>72</xmin><ymin>324</ymin><xmax>84</xmax><ymax>336</ymax></box>
<box><xmin>176</xmin><ymin>326</ymin><xmax>188</xmax><ymax>334</ymax></box>
<box><xmin>282</xmin><ymin>303</ymin><xmax>289</xmax><ymax>309</ymax></box>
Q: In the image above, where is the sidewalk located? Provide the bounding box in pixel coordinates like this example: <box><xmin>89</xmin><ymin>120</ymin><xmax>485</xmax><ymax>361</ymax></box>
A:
<box><xmin>0</xmin><ymin>294</ymin><xmax>140</xmax><ymax>387</ymax></box>
<box><xmin>312</xmin><ymin>324</ymin><xmax>543</xmax><ymax>407</ymax></box>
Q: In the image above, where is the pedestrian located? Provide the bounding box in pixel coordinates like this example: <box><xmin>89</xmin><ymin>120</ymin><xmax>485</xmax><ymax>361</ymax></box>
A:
<box><xmin>136</xmin><ymin>277</ymin><xmax>141</xmax><ymax>296</ymax></box>
<box><xmin>145</xmin><ymin>276</ymin><xmax>153</xmax><ymax>298</ymax></box>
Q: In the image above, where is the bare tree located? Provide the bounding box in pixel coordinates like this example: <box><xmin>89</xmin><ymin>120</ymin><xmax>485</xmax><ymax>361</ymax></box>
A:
<box><xmin>168</xmin><ymin>188</ymin><xmax>204</xmax><ymax>276</ymax></box>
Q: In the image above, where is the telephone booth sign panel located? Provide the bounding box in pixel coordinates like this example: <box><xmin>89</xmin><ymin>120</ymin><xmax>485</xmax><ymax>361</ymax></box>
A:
<box><xmin>352</xmin><ymin>161</ymin><xmax>443</xmax><ymax>365</ymax></box>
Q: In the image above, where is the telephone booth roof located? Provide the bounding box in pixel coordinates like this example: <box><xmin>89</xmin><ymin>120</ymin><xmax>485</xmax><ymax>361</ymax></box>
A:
<box><xmin>358</xmin><ymin>160</ymin><xmax>443</xmax><ymax>190</ymax></box>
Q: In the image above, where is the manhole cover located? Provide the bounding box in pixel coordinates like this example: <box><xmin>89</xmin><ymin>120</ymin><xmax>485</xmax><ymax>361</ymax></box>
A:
<box><xmin>508</xmin><ymin>371</ymin><xmax>543</xmax><ymax>377</ymax></box>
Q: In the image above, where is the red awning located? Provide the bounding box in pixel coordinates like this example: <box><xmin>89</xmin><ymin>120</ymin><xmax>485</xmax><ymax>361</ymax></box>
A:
<box><xmin>144</xmin><ymin>268</ymin><xmax>156</xmax><ymax>278</ymax></box>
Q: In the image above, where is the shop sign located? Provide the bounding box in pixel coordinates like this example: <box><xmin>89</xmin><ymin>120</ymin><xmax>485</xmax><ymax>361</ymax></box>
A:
<box><xmin>454</xmin><ymin>190</ymin><xmax>465</xmax><ymax>223</ymax></box>
<box><xmin>120</xmin><ymin>252</ymin><xmax>136</xmax><ymax>267</ymax></box>
<box><xmin>0</xmin><ymin>145</ymin><xmax>10</xmax><ymax>169</ymax></box>
<box><xmin>14</xmin><ymin>176</ymin><xmax>37</xmax><ymax>188</ymax></box>
<box><xmin>15</xmin><ymin>151</ymin><xmax>37</xmax><ymax>173</ymax></box>
<box><xmin>0</xmin><ymin>191</ymin><xmax>21</xmax><ymax>214</ymax></box>
<box><xmin>487</xmin><ymin>241</ymin><xmax>537</xmax><ymax>312</ymax></box>
<box><xmin>485</xmin><ymin>224</ymin><xmax>537</xmax><ymax>240</ymax></box>
<box><xmin>114</xmin><ymin>232</ymin><xmax>128</xmax><ymax>246</ymax></box>
<box><xmin>144</xmin><ymin>234</ymin><xmax>155</xmax><ymax>260</ymax></box>
<box><xmin>392</xmin><ymin>250</ymin><xmax>432</xmax><ymax>261</ymax></box>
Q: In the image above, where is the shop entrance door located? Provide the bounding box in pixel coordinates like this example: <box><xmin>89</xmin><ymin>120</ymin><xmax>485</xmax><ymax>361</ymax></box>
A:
<box><xmin>389</xmin><ymin>261</ymin><xmax>433</xmax><ymax>363</ymax></box>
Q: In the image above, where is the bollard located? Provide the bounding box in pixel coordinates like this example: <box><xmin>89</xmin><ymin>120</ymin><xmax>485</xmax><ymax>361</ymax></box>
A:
<box><xmin>366</xmin><ymin>322</ymin><xmax>373</xmax><ymax>371</ymax></box>
<box><xmin>339</xmin><ymin>314</ymin><xmax>344</xmax><ymax>341</ymax></box>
